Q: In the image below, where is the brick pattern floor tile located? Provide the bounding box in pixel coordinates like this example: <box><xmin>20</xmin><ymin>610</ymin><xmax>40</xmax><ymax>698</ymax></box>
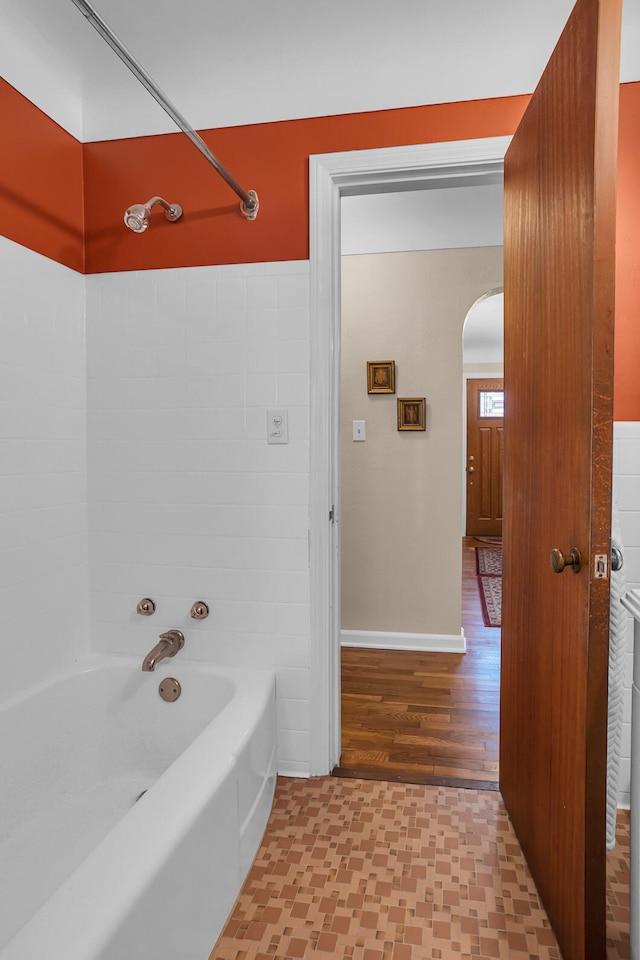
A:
<box><xmin>211</xmin><ymin>777</ymin><xmax>630</xmax><ymax>960</ymax></box>
<box><xmin>607</xmin><ymin>809</ymin><xmax>631</xmax><ymax>960</ymax></box>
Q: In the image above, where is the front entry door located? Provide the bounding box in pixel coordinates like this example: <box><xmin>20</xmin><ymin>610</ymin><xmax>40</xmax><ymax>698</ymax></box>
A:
<box><xmin>500</xmin><ymin>1</ymin><xmax>621</xmax><ymax>959</ymax></box>
<box><xmin>466</xmin><ymin>378</ymin><xmax>503</xmax><ymax>537</ymax></box>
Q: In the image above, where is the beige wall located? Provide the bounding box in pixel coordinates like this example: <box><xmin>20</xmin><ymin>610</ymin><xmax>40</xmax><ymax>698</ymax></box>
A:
<box><xmin>341</xmin><ymin>247</ymin><xmax>504</xmax><ymax>637</ymax></box>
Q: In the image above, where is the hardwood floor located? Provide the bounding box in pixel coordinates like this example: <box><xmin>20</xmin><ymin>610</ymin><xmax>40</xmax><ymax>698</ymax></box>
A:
<box><xmin>335</xmin><ymin>537</ymin><xmax>501</xmax><ymax>787</ymax></box>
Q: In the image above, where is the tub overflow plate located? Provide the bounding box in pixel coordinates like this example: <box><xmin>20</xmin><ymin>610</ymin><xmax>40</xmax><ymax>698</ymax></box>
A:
<box><xmin>159</xmin><ymin>678</ymin><xmax>181</xmax><ymax>702</ymax></box>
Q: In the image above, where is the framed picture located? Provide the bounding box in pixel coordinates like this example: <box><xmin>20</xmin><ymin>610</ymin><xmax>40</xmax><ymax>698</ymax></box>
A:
<box><xmin>367</xmin><ymin>360</ymin><xmax>395</xmax><ymax>394</ymax></box>
<box><xmin>397</xmin><ymin>398</ymin><xmax>426</xmax><ymax>431</ymax></box>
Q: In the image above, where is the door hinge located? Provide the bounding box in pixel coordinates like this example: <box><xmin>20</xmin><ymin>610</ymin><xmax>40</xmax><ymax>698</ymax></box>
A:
<box><xmin>329</xmin><ymin>505</ymin><xmax>335</xmax><ymax>523</ymax></box>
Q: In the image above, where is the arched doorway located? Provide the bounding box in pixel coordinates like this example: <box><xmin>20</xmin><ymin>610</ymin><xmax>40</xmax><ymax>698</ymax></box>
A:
<box><xmin>463</xmin><ymin>291</ymin><xmax>504</xmax><ymax>537</ymax></box>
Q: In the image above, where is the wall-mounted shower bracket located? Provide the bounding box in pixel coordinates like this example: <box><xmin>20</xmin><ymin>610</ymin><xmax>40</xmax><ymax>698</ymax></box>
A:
<box><xmin>160</xmin><ymin>201</ymin><xmax>182</xmax><ymax>222</ymax></box>
<box><xmin>71</xmin><ymin>0</ymin><xmax>260</xmax><ymax>221</ymax></box>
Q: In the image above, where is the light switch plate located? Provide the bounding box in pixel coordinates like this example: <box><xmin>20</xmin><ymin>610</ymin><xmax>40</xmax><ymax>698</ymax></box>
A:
<box><xmin>353</xmin><ymin>420</ymin><xmax>366</xmax><ymax>441</ymax></box>
<box><xmin>267</xmin><ymin>408</ymin><xmax>289</xmax><ymax>444</ymax></box>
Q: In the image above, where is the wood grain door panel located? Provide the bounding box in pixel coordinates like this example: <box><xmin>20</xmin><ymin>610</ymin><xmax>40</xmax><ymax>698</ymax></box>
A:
<box><xmin>466</xmin><ymin>379</ymin><xmax>503</xmax><ymax>537</ymax></box>
<box><xmin>500</xmin><ymin>1</ymin><xmax>621</xmax><ymax>958</ymax></box>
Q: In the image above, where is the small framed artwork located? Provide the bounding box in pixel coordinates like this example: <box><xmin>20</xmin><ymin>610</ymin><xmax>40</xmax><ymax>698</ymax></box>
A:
<box><xmin>397</xmin><ymin>398</ymin><xmax>426</xmax><ymax>431</ymax></box>
<box><xmin>367</xmin><ymin>360</ymin><xmax>395</xmax><ymax>394</ymax></box>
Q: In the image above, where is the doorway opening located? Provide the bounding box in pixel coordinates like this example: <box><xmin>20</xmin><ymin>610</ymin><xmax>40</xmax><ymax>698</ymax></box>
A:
<box><xmin>337</xmin><ymin>270</ymin><xmax>504</xmax><ymax>785</ymax></box>
<box><xmin>308</xmin><ymin>136</ymin><xmax>511</xmax><ymax>779</ymax></box>
<box><xmin>463</xmin><ymin>290</ymin><xmax>504</xmax><ymax>539</ymax></box>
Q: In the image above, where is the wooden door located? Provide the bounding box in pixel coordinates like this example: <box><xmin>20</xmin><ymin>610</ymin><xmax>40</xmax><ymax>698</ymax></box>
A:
<box><xmin>500</xmin><ymin>0</ymin><xmax>621</xmax><ymax>958</ymax></box>
<box><xmin>466</xmin><ymin>379</ymin><xmax>503</xmax><ymax>537</ymax></box>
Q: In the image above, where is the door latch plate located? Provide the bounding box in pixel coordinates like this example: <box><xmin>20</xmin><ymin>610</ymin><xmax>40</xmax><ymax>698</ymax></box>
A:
<box><xmin>594</xmin><ymin>554</ymin><xmax>608</xmax><ymax>579</ymax></box>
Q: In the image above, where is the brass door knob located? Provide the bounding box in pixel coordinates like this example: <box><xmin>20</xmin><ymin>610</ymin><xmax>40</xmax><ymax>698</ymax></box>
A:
<box><xmin>550</xmin><ymin>547</ymin><xmax>582</xmax><ymax>574</ymax></box>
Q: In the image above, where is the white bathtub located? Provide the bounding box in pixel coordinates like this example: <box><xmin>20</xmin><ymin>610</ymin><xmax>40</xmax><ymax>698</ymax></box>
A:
<box><xmin>0</xmin><ymin>654</ymin><xmax>276</xmax><ymax>960</ymax></box>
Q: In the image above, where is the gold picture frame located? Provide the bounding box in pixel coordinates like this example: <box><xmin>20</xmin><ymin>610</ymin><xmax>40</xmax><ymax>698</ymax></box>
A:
<box><xmin>367</xmin><ymin>360</ymin><xmax>395</xmax><ymax>394</ymax></box>
<box><xmin>397</xmin><ymin>397</ymin><xmax>426</xmax><ymax>431</ymax></box>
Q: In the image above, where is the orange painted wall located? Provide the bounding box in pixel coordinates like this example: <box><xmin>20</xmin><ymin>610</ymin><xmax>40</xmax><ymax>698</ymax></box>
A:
<box><xmin>0</xmin><ymin>79</ymin><xmax>83</xmax><ymax>272</ymax></box>
<box><xmin>82</xmin><ymin>96</ymin><xmax>528</xmax><ymax>274</ymax></box>
<box><xmin>614</xmin><ymin>83</ymin><xmax>640</xmax><ymax>421</ymax></box>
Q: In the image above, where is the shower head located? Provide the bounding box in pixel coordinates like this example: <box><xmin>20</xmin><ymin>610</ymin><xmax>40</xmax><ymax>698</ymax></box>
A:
<box><xmin>124</xmin><ymin>204</ymin><xmax>151</xmax><ymax>233</ymax></box>
<box><xmin>123</xmin><ymin>196</ymin><xmax>183</xmax><ymax>233</ymax></box>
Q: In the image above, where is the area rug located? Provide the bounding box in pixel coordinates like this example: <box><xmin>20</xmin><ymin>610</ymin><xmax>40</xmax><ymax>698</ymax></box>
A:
<box><xmin>476</xmin><ymin>546</ymin><xmax>502</xmax><ymax>628</ymax></box>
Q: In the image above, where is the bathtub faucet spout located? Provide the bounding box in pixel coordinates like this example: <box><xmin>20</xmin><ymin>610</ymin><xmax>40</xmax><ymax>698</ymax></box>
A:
<box><xmin>142</xmin><ymin>630</ymin><xmax>185</xmax><ymax>672</ymax></box>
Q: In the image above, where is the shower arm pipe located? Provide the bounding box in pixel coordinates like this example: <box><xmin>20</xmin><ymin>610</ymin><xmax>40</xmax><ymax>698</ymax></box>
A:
<box><xmin>147</xmin><ymin>196</ymin><xmax>176</xmax><ymax>213</ymax></box>
<box><xmin>70</xmin><ymin>0</ymin><xmax>259</xmax><ymax>220</ymax></box>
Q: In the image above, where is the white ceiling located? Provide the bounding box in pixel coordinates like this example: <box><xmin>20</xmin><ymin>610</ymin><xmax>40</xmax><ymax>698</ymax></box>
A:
<box><xmin>341</xmin><ymin>183</ymin><xmax>504</xmax><ymax>256</ymax></box>
<box><xmin>2</xmin><ymin>0</ymin><xmax>639</xmax><ymax>142</ymax></box>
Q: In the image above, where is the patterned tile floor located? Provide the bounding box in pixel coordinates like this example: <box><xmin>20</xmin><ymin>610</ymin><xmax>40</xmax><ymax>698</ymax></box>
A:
<box><xmin>211</xmin><ymin>777</ymin><xmax>630</xmax><ymax>960</ymax></box>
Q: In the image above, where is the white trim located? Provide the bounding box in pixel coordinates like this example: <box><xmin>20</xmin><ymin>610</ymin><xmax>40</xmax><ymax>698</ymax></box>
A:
<box><xmin>341</xmin><ymin>629</ymin><xmax>466</xmax><ymax>654</ymax></box>
<box><xmin>277</xmin><ymin>764</ymin><xmax>312</xmax><ymax>779</ymax></box>
<box><xmin>309</xmin><ymin>136</ymin><xmax>511</xmax><ymax>776</ymax></box>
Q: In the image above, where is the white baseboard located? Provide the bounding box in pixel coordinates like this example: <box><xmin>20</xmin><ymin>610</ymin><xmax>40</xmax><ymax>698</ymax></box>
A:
<box><xmin>341</xmin><ymin>629</ymin><xmax>466</xmax><ymax>654</ymax></box>
<box><xmin>277</xmin><ymin>762</ymin><xmax>311</xmax><ymax>778</ymax></box>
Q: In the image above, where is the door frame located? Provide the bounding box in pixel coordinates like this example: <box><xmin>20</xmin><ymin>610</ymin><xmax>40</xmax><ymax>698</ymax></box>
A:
<box><xmin>308</xmin><ymin>136</ymin><xmax>511</xmax><ymax>774</ymax></box>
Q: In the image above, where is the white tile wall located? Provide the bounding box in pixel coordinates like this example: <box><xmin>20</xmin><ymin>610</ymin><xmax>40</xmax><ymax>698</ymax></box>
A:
<box><xmin>2</xmin><ymin>238</ymin><xmax>635</xmax><ymax>792</ymax></box>
<box><xmin>0</xmin><ymin>237</ymin><xmax>89</xmax><ymax>701</ymax></box>
<box><xmin>86</xmin><ymin>261</ymin><xmax>312</xmax><ymax>776</ymax></box>
<box><xmin>613</xmin><ymin>420</ymin><xmax>640</xmax><ymax>807</ymax></box>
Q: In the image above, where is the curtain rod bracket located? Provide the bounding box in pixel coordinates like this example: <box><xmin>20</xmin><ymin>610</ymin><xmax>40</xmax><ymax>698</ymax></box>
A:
<box><xmin>240</xmin><ymin>190</ymin><xmax>259</xmax><ymax>221</ymax></box>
